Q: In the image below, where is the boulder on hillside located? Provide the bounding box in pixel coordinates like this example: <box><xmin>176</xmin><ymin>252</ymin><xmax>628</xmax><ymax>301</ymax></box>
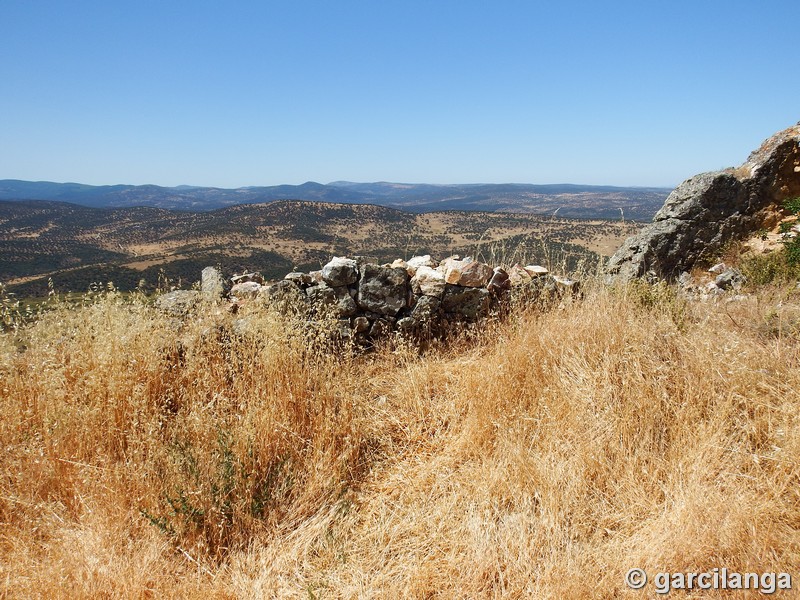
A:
<box><xmin>605</xmin><ymin>123</ymin><xmax>800</xmax><ymax>282</ymax></box>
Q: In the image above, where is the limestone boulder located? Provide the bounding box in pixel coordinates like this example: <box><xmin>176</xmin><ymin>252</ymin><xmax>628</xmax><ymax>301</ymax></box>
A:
<box><xmin>411</xmin><ymin>265</ymin><xmax>447</xmax><ymax>298</ymax></box>
<box><xmin>322</xmin><ymin>257</ymin><xmax>359</xmax><ymax>287</ymax></box>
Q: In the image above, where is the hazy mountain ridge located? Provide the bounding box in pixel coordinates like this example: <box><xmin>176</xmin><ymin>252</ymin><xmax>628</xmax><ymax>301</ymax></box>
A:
<box><xmin>0</xmin><ymin>179</ymin><xmax>671</xmax><ymax>220</ymax></box>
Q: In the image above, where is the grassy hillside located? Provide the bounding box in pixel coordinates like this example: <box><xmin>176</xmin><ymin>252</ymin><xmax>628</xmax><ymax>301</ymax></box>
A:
<box><xmin>1</xmin><ymin>275</ymin><xmax>799</xmax><ymax>597</ymax></box>
<box><xmin>1</xmin><ymin>199</ymin><xmax>638</xmax><ymax>298</ymax></box>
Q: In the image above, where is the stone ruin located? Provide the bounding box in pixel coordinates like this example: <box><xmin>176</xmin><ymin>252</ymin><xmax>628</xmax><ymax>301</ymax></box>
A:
<box><xmin>157</xmin><ymin>255</ymin><xmax>580</xmax><ymax>345</ymax></box>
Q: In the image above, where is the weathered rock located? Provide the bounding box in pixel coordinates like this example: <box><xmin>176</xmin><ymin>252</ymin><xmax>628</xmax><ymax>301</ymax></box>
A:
<box><xmin>201</xmin><ymin>266</ymin><xmax>226</xmax><ymax>299</ymax></box>
<box><xmin>411</xmin><ymin>266</ymin><xmax>447</xmax><ymax>298</ymax></box>
<box><xmin>155</xmin><ymin>290</ymin><xmax>201</xmax><ymax>317</ymax></box>
<box><xmin>442</xmin><ymin>259</ymin><xmax>492</xmax><ymax>287</ymax></box>
<box><xmin>333</xmin><ymin>285</ymin><xmax>358</xmax><ymax>317</ymax></box>
<box><xmin>357</xmin><ymin>264</ymin><xmax>409</xmax><ymax>317</ymax></box>
<box><xmin>369</xmin><ymin>318</ymin><xmax>391</xmax><ymax>337</ymax></box>
<box><xmin>411</xmin><ymin>295</ymin><xmax>441</xmax><ymax>320</ymax></box>
<box><xmin>550</xmin><ymin>275</ymin><xmax>580</xmax><ymax>296</ymax></box>
<box><xmin>321</xmin><ymin>257</ymin><xmax>358</xmax><ymax>287</ymax></box>
<box><xmin>441</xmin><ymin>285</ymin><xmax>490</xmax><ymax>318</ymax></box>
<box><xmin>459</xmin><ymin>261</ymin><xmax>493</xmax><ymax>287</ymax></box>
<box><xmin>263</xmin><ymin>280</ymin><xmax>309</xmax><ymax>315</ymax></box>
<box><xmin>231</xmin><ymin>281</ymin><xmax>262</xmax><ymax>298</ymax></box>
<box><xmin>487</xmin><ymin>267</ymin><xmax>510</xmax><ymax>293</ymax></box>
<box><xmin>396</xmin><ymin>317</ymin><xmax>417</xmax><ymax>333</ymax></box>
<box><xmin>524</xmin><ymin>265</ymin><xmax>549</xmax><ymax>277</ymax></box>
<box><xmin>352</xmin><ymin>316</ymin><xmax>370</xmax><ymax>333</ymax></box>
<box><xmin>230</xmin><ymin>272</ymin><xmax>264</xmax><ymax>285</ymax></box>
<box><xmin>285</xmin><ymin>271</ymin><xmax>313</xmax><ymax>287</ymax></box>
<box><xmin>406</xmin><ymin>255</ymin><xmax>436</xmax><ymax>275</ymax></box>
<box><xmin>707</xmin><ymin>262</ymin><xmax>727</xmax><ymax>274</ymax></box>
<box><xmin>389</xmin><ymin>259</ymin><xmax>408</xmax><ymax>270</ymax></box>
<box><xmin>606</xmin><ymin>123</ymin><xmax>800</xmax><ymax>282</ymax></box>
<box><xmin>714</xmin><ymin>268</ymin><xmax>744</xmax><ymax>290</ymax></box>
<box><xmin>306</xmin><ymin>283</ymin><xmax>336</xmax><ymax>307</ymax></box>
<box><xmin>308</xmin><ymin>270</ymin><xmax>323</xmax><ymax>284</ymax></box>
<box><xmin>508</xmin><ymin>264</ymin><xmax>533</xmax><ymax>286</ymax></box>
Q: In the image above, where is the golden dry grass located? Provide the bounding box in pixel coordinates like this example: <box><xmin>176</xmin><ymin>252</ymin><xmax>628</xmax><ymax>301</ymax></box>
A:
<box><xmin>1</xmin><ymin>283</ymin><xmax>800</xmax><ymax>598</ymax></box>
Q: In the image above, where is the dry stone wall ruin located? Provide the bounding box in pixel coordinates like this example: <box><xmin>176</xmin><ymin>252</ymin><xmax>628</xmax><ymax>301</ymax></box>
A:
<box><xmin>158</xmin><ymin>256</ymin><xmax>580</xmax><ymax>344</ymax></box>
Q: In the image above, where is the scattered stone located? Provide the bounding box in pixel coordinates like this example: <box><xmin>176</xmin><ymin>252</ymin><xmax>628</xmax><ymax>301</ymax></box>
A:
<box><xmin>396</xmin><ymin>317</ymin><xmax>416</xmax><ymax>333</ymax></box>
<box><xmin>487</xmin><ymin>267</ymin><xmax>510</xmax><ymax>293</ymax></box>
<box><xmin>714</xmin><ymin>268</ymin><xmax>744</xmax><ymax>290</ymax></box>
<box><xmin>263</xmin><ymin>280</ymin><xmax>308</xmax><ymax>315</ymax></box>
<box><xmin>551</xmin><ymin>275</ymin><xmax>580</xmax><ymax>295</ymax></box>
<box><xmin>389</xmin><ymin>258</ymin><xmax>409</xmax><ymax>270</ymax></box>
<box><xmin>322</xmin><ymin>257</ymin><xmax>358</xmax><ymax>287</ymax></box>
<box><xmin>369</xmin><ymin>318</ymin><xmax>391</xmax><ymax>337</ymax></box>
<box><xmin>411</xmin><ymin>295</ymin><xmax>441</xmax><ymax>321</ymax></box>
<box><xmin>231</xmin><ymin>272</ymin><xmax>264</xmax><ymax>285</ymax></box>
<box><xmin>333</xmin><ymin>285</ymin><xmax>358</xmax><ymax>317</ymax></box>
<box><xmin>406</xmin><ymin>255</ymin><xmax>436</xmax><ymax>274</ymax></box>
<box><xmin>306</xmin><ymin>283</ymin><xmax>336</xmax><ymax>307</ymax></box>
<box><xmin>458</xmin><ymin>261</ymin><xmax>493</xmax><ymax>287</ymax></box>
<box><xmin>508</xmin><ymin>264</ymin><xmax>533</xmax><ymax>286</ymax></box>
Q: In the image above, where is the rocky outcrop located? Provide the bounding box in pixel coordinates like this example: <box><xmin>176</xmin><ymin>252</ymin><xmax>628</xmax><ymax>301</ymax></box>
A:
<box><xmin>605</xmin><ymin>123</ymin><xmax>800</xmax><ymax>282</ymax></box>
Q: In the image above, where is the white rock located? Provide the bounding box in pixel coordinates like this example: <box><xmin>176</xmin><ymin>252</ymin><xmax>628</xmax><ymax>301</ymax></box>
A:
<box><xmin>708</xmin><ymin>262</ymin><xmax>726</xmax><ymax>274</ymax></box>
<box><xmin>411</xmin><ymin>266</ymin><xmax>446</xmax><ymax>297</ymax></box>
<box><xmin>524</xmin><ymin>265</ymin><xmax>549</xmax><ymax>277</ymax></box>
<box><xmin>231</xmin><ymin>281</ymin><xmax>262</xmax><ymax>297</ymax></box>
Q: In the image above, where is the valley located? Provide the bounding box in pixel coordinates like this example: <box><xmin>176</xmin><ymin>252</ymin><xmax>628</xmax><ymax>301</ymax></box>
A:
<box><xmin>0</xmin><ymin>199</ymin><xmax>640</xmax><ymax>297</ymax></box>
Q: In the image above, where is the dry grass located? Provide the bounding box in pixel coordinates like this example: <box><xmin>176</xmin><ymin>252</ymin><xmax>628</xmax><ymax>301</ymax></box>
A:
<box><xmin>1</xmin><ymin>282</ymin><xmax>800</xmax><ymax>598</ymax></box>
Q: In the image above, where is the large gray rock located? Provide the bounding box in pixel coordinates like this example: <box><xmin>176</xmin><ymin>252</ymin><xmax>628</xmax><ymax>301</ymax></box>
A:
<box><xmin>264</xmin><ymin>279</ymin><xmax>309</xmax><ymax>315</ymax></box>
<box><xmin>357</xmin><ymin>264</ymin><xmax>409</xmax><ymax>316</ymax></box>
<box><xmin>155</xmin><ymin>290</ymin><xmax>201</xmax><ymax>317</ymax></box>
<box><xmin>605</xmin><ymin>123</ymin><xmax>800</xmax><ymax>282</ymax></box>
<box><xmin>441</xmin><ymin>285</ymin><xmax>490</xmax><ymax>318</ymax></box>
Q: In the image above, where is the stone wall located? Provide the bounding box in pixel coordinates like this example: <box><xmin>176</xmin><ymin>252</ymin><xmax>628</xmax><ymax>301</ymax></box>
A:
<box><xmin>172</xmin><ymin>255</ymin><xmax>580</xmax><ymax>344</ymax></box>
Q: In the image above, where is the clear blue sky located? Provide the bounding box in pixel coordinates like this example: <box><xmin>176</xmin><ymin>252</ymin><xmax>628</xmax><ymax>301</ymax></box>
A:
<box><xmin>1</xmin><ymin>0</ymin><xmax>798</xmax><ymax>188</ymax></box>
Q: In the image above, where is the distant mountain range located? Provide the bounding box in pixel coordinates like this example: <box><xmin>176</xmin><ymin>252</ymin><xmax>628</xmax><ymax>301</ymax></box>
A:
<box><xmin>0</xmin><ymin>179</ymin><xmax>672</xmax><ymax>221</ymax></box>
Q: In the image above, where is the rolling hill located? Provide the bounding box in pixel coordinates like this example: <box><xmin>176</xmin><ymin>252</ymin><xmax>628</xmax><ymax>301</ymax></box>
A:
<box><xmin>0</xmin><ymin>179</ymin><xmax>671</xmax><ymax>220</ymax></box>
<box><xmin>0</xmin><ymin>199</ymin><xmax>640</xmax><ymax>297</ymax></box>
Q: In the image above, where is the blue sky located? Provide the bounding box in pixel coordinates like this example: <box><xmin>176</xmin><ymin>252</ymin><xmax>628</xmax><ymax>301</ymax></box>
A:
<box><xmin>1</xmin><ymin>0</ymin><xmax>798</xmax><ymax>188</ymax></box>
